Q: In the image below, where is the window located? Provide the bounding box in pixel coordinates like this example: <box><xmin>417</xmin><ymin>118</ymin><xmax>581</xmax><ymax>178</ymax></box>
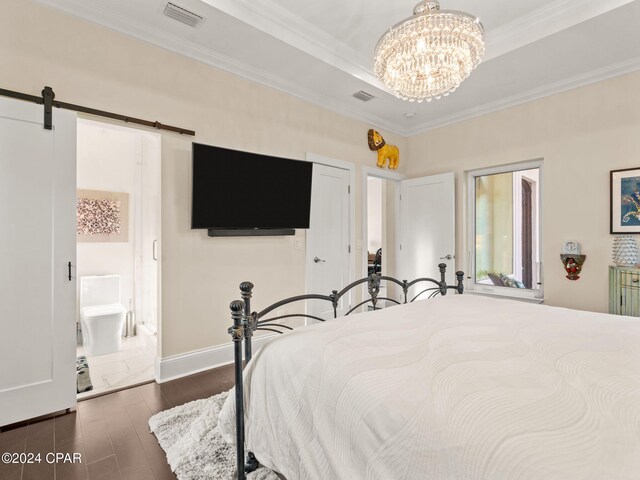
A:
<box><xmin>467</xmin><ymin>161</ymin><xmax>543</xmax><ymax>298</ymax></box>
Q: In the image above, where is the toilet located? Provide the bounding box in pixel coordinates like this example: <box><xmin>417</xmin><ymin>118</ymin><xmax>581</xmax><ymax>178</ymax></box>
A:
<box><xmin>80</xmin><ymin>275</ymin><xmax>126</xmax><ymax>356</ymax></box>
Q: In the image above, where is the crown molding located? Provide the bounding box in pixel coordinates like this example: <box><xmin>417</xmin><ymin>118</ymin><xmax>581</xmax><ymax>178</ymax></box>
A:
<box><xmin>403</xmin><ymin>54</ymin><xmax>640</xmax><ymax>137</ymax></box>
<box><xmin>34</xmin><ymin>0</ymin><xmax>403</xmax><ymax>135</ymax></box>
<box><xmin>485</xmin><ymin>0</ymin><xmax>636</xmax><ymax>61</ymax></box>
<box><xmin>33</xmin><ymin>0</ymin><xmax>640</xmax><ymax>138</ymax></box>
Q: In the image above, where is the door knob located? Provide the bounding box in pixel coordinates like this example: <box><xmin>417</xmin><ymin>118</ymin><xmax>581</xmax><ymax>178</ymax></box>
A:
<box><xmin>440</xmin><ymin>254</ymin><xmax>454</xmax><ymax>260</ymax></box>
<box><xmin>314</xmin><ymin>256</ymin><xmax>326</xmax><ymax>263</ymax></box>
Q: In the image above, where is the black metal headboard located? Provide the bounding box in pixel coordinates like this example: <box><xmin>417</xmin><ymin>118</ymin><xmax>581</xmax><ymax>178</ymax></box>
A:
<box><xmin>227</xmin><ymin>263</ymin><xmax>464</xmax><ymax>479</ymax></box>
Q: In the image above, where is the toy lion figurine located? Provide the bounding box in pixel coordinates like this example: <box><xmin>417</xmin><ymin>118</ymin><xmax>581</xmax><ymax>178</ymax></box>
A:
<box><xmin>368</xmin><ymin>129</ymin><xmax>399</xmax><ymax>170</ymax></box>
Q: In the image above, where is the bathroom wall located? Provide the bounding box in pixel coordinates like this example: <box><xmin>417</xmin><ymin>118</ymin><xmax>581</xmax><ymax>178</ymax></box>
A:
<box><xmin>76</xmin><ymin>119</ymin><xmax>141</xmax><ymax>322</ymax></box>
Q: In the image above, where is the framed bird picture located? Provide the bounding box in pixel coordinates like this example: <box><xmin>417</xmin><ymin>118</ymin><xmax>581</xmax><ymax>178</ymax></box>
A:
<box><xmin>611</xmin><ymin>167</ymin><xmax>640</xmax><ymax>234</ymax></box>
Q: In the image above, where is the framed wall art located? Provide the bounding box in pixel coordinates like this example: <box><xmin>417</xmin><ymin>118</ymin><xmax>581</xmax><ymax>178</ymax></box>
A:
<box><xmin>611</xmin><ymin>167</ymin><xmax>640</xmax><ymax>234</ymax></box>
<box><xmin>77</xmin><ymin>189</ymin><xmax>129</xmax><ymax>242</ymax></box>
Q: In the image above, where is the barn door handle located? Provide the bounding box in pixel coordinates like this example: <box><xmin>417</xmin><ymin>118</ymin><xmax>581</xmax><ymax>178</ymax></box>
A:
<box><xmin>314</xmin><ymin>256</ymin><xmax>326</xmax><ymax>263</ymax></box>
<box><xmin>68</xmin><ymin>261</ymin><xmax>72</xmax><ymax>281</ymax></box>
<box><xmin>440</xmin><ymin>254</ymin><xmax>454</xmax><ymax>260</ymax></box>
<box><xmin>153</xmin><ymin>240</ymin><xmax>158</xmax><ymax>261</ymax></box>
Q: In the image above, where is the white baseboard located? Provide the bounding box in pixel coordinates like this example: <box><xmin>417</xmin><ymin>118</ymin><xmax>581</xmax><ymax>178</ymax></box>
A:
<box><xmin>155</xmin><ymin>334</ymin><xmax>276</xmax><ymax>383</ymax></box>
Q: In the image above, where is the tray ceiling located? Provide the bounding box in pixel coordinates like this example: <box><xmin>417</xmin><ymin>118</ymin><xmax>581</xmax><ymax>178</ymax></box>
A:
<box><xmin>36</xmin><ymin>0</ymin><xmax>640</xmax><ymax>135</ymax></box>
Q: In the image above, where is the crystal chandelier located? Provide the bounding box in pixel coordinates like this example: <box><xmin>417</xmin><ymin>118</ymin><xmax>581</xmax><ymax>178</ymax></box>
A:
<box><xmin>374</xmin><ymin>0</ymin><xmax>484</xmax><ymax>102</ymax></box>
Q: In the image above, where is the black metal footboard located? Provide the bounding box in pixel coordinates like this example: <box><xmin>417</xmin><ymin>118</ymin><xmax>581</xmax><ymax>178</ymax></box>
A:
<box><xmin>228</xmin><ymin>263</ymin><xmax>464</xmax><ymax>479</ymax></box>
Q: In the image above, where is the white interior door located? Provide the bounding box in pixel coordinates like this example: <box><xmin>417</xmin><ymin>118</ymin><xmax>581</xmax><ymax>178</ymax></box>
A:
<box><xmin>398</xmin><ymin>172</ymin><xmax>455</xmax><ymax>298</ymax></box>
<box><xmin>306</xmin><ymin>163</ymin><xmax>350</xmax><ymax>319</ymax></box>
<box><xmin>0</xmin><ymin>99</ymin><xmax>77</xmax><ymax>426</ymax></box>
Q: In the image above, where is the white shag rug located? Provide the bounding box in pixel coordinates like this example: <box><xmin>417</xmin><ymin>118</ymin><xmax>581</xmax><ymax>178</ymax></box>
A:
<box><xmin>149</xmin><ymin>390</ymin><xmax>279</xmax><ymax>480</ymax></box>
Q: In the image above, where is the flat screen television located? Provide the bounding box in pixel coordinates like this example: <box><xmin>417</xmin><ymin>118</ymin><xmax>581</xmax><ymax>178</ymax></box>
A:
<box><xmin>191</xmin><ymin>143</ymin><xmax>313</xmax><ymax>236</ymax></box>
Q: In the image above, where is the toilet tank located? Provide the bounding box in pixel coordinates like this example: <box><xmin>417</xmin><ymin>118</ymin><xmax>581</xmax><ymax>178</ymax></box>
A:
<box><xmin>80</xmin><ymin>275</ymin><xmax>122</xmax><ymax>308</ymax></box>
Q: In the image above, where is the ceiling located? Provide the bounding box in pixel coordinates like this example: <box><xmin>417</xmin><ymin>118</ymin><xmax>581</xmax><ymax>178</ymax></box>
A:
<box><xmin>36</xmin><ymin>0</ymin><xmax>640</xmax><ymax>136</ymax></box>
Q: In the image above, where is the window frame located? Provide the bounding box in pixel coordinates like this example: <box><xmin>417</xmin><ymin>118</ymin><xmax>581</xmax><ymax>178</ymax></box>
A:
<box><xmin>466</xmin><ymin>159</ymin><xmax>544</xmax><ymax>300</ymax></box>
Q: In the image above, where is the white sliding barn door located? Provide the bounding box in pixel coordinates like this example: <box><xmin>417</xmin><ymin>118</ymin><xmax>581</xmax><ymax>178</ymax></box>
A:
<box><xmin>0</xmin><ymin>99</ymin><xmax>77</xmax><ymax>426</ymax></box>
<box><xmin>306</xmin><ymin>163</ymin><xmax>351</xmax><ymax>320</ymax></box>
<box><xmin>398</xmin><ymin>173</ymin><xmax>455</xmax><ymax>298</ymax></box>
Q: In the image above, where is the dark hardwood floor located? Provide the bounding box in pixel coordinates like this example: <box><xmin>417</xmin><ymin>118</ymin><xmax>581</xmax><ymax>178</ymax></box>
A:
<box><xmin>0</xmin><ymin>364</ymin><xmax>236</xmax><ymax>480</ymax></box>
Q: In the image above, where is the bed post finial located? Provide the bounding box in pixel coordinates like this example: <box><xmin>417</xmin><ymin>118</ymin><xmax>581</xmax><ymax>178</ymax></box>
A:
<box><xmin>438</xmin><ymin>263</ymin><xmax>447</xmax><ymax>278</ymax></box>
<box><xmin>229</xmin><ymin>300</ymin><xmax>246</xmax><ymax>480</ymax></box>
<box><xmin>330</xmin><ymin>290</ymin><xmax>339</xmax><ymax>318</ymax></box>
<box><xmin>368</xmin><ymin>274</ymin><xmax>381</xmax><ymax>309</ymax></box>
<box><xmin>240</xmin><ymin>281</ymin><xmax>254</xmax><ymax>297</ymax></box>
<box><xmin>455</xmin><ymin>271</ymin><xmax>465</xmax><ymax>294</ymax></box>
<box><xmin>438</xmin><ymin>263</ymin><xmax>447</xmax><ymax>295</ymax></box>
<box><xmin>229</xmin><ymin>300</ymin><xmax>245</xmax><ymax>340</ymax></box>
<box><xmin>240</xmin><ymin>282</ymin><xmax>255</xmax><ymax>363</ymax></box>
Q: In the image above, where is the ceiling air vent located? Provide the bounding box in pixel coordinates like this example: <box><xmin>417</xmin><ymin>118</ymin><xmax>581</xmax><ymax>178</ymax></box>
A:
<box><xmin>353</xmin><ymin>91</ymin><xmax>375</xmax><ymax>102</ymax></box>
<box><xmin>163</xmin><ymin>2</ymin><xmax>204</xmax><ymax>28</ymax></box>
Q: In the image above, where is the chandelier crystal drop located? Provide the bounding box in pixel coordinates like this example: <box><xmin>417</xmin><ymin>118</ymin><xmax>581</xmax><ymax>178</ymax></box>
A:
<box><xmin>374</xmin><ymin>0</ymin><xmax>484</xmax><ymax>103</ymax></box>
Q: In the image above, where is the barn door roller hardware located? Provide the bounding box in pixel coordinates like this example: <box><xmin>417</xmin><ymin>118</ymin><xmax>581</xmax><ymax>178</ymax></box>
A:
<box><xmin>43</xmin><ymin>86</ymin><xmax>54</xmax><ymax>130</ymax></box>
<box><xmin>0</xmin><ymin>85</ymin><xmax>196</xmax><ymax>136</ymax></box>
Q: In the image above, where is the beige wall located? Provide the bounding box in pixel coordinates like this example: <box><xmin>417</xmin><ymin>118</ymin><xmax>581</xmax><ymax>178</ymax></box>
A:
<box><xmin>406</xmin><ymin>71</ymin><xmax>640</xmax><ymax>313</ymax></box>
<box><xmin>0</xmin><ymin>0</ymin><xmax>406</xmax><ymax>357</ymax></box>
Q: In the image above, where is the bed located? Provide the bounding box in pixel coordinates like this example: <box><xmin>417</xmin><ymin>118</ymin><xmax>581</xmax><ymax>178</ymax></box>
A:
<box><xmin>219</xmin><ymin>268</ymin><xmax>640</xmax><ymax>480</ymax></box>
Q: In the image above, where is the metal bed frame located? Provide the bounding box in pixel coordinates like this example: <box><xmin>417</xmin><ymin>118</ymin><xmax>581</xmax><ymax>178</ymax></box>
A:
<box><xmin>227</xmin><ymin>263</ymin><xmax>464</xmax><ymax>479</ymax></box>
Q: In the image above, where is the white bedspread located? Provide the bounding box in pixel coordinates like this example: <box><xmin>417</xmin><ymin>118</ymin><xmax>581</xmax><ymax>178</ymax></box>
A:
<box><xmin>218</xmin><ymin>294</ymin><xmax>640</xmax><ymax>480</ymax></box>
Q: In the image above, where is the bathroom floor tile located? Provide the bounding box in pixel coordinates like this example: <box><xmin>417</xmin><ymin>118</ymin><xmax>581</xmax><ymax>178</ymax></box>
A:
<box><xmin>124</xmin><ymin>355</ymin><xmax>155</xmax><ymax>370</ymax></box>
<box><xmin>102</xmin><ymin>367</ymin><xmax>154</xmax><ymax>390</ymax></box>
<box><xmin>77</xmin><ymin>329</ymin><xmax>156</xmax><ymax>398</ymax></box>
<box><xmin>89</xmin><ymin>360</ymin><xmax>130</xmax><ymax>377</ymax></box>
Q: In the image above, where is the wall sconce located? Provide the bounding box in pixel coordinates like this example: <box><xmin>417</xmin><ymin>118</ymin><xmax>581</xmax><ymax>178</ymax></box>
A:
<box><xmin>561</xmin><ymin>241</ymin><xmax>586</xmax><ymax>280</ymax></box>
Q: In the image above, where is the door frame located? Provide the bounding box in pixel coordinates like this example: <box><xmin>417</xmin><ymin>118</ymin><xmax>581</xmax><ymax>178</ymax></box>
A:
<box><xmin>305</xmin><ymin>153</ymin><xmax>356</xmax><ymax>299</ymax></box>
<box><xmin>76</xmin><ymin>116</ymin><xmax>163</xmax><ymax>383</ymax></box>
<box><xmin>360</xmin><ymin>166</ymin><xmax>405</xmax><ymax>279</ymax></box>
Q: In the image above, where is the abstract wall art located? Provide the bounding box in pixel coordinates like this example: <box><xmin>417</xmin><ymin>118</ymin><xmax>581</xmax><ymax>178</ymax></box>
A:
<box><xmin>77</xmin><ymin>190</ymin><xmax>129</xmax><ymax>242</ymax></box>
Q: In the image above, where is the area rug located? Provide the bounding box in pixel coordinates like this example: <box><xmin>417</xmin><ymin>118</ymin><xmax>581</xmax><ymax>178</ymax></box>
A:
<box><xmin>76</xmin><ymin>355</ymin><xmax>93</xmax><ymax>394</ymax></box>
<box><xmin>149</xmin><ymin>391</ymin><xmax>279</xmax><ymax>480</ymax></box>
